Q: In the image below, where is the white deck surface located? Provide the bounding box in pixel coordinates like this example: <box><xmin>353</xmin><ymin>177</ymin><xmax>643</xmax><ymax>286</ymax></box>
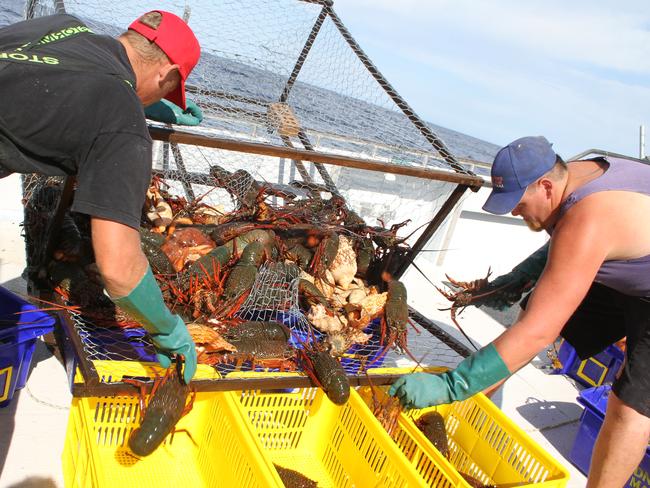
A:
<box><xmin>0</xmin><ymin>173</ymin><xmax>588</xmax><ymax>487</ymax></box>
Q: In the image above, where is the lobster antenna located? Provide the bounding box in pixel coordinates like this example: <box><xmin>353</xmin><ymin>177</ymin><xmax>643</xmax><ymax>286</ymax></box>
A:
<box><xmin>409</xmin><ymin>260</ymin><xmax>479</xmax><ymax>352</ymax></box>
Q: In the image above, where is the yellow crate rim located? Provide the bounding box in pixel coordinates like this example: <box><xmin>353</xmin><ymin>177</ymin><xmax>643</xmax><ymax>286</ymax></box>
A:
<box><xmin>73</xmin><ymin>360</ymin><xmax>220</xmax><ymax>385</ymax></box>
<box><xmin>576</xmin><ymin>357</ymin><xmax>608</xmax><ymax>387</ymax></box>
<box><xmin>0</xmin><ymin>366</ymin><xmax>13</xmax><ymax>403</ymax></box>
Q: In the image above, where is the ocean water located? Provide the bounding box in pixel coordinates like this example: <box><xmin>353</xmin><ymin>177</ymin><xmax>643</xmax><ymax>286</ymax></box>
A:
<box><xmin>0</xmin><ymin>0</ymin><xmax>23</xmax><ymax>26</ymax></box>
<box><xmin>0</xmin><ymin>1</ymin><xmax>499</xmax><ymax>166</ymax></box>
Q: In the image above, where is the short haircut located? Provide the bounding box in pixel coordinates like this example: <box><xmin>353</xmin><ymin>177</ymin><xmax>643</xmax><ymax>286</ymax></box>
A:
<box><xmin>544</xmin><ymin>156</ymin><xmax>568</xmax><ymax>181</ymax></box>
<box><xmin>120</xmin><ymin>12</ymin><xmax>169</xmax><ymax>64</ymax></box>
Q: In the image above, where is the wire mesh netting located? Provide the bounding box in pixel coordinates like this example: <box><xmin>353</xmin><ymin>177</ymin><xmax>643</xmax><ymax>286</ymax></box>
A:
<box><xmin>24</xmin><ymin>0</ymin><xmax>476</xmax><ymax>173</ymax></box>
<box><xmin>62</xmin><ymin>257</ymin><xmax>465</xmax><ymax>376</ymax></box>
<box><xmin>32</xmin><ymin>146</ymin><xmax>464</xmax><ymax>375</ymax></box>
<box><xmin>18</xmin><ymin>0</ymin><xmax>472</xmax><ymax>381</ymax></box>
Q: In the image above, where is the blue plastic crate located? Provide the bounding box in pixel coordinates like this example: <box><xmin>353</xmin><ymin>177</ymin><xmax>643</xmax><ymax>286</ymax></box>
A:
<box><xmin>339</xmin><ymin>318</ymin><xmax>387</xmax><ymax>374</ymax></box>
<box><xmin>0</xmin><ymin>286</ymin><xmax>56</xmax><ymax>407</ymax></box>
<box><xmin>553</xmin><ymin>340</ymin><xmax>624</xmax><ymax>387</ymax></box>
<box><xmin>569</xmin><ymin>385</ymin><xmax>650</xmax><ymax>486</ymax></box>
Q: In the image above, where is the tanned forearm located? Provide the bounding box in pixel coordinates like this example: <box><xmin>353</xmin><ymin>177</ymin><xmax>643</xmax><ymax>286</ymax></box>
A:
<box><xmin>91</xmin><ymin>217</ymin><xmax>148</xmax><ymax>297</ymax></box>
<box><xmin>494</xmin><ymin>208</ymin><xmax>609</xmax><ymax>374</ymax></box>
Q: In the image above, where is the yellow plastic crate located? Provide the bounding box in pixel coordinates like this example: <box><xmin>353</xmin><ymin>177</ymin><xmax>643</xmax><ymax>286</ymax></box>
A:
<box><xmin>360</xmin><ymin>368</ymin><xmax>570</xmax><ymax>487</ymax></box>
<box><xmin>230</xmin><ymin>372</ymin><xmax>430</xmax><ymax>487</ymax></box>
<box><xmin>62</xmin><ymin>363</ymin><xmax>283</xmax><ymax>488</ymax></box>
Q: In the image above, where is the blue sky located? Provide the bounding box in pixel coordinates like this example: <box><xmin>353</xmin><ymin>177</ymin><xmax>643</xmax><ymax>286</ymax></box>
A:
<box><xmin>333</xmin><ymin>0</ymin><xmax>650</xmax><ymax>159</ymax></box>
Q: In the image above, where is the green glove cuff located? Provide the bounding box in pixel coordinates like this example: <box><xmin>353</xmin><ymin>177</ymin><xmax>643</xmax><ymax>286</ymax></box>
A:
<box><xmin>510</xmin><ymin>241</ymin><xmax>549</xmax><ymax>282</ymax></box>
<box><xmin>111</xmin><ymin>267</ymin><xmax>197</xmax><ymax>383</ymax></box>
<box><xmin>111</xmin><ymin>266</ymin><xmax>177</xmax><ymax>336</ymax></box>
<box><xmin>443</xmin><ymin>343</ymin><xmax>511</xmax><ymax>402</ymax></box>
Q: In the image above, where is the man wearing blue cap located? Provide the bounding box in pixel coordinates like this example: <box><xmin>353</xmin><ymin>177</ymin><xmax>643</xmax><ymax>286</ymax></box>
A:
<box><xmin>391</xmin><ymin>136</ymin><xmax>650</xmax><ymax>487</ymax></box>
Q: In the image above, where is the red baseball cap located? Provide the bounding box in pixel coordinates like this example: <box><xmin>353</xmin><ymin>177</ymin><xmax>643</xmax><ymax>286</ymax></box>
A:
<box><xmin>128</xmin><ymin>10</ymin><xmax>200</xmax><ymax>109</ymax></box>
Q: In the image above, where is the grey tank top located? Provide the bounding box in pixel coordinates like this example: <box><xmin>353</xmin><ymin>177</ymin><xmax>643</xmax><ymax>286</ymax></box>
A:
<box><xmin>555</xmin><ymin>156</ymin><xmax>650</xmax><ymax>296</ymax></box>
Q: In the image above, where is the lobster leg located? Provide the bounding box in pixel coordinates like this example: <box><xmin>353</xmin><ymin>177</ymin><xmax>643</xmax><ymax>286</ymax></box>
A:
<box><xmin>169</xmin><ymin>428</ymin><xmax>198</xmax><ymax>448</ymax></box>
<box><xmin>123</xmin><ymin>378</ymin><xmax>150</xmax><ymax>417</ymax></box>
<box><xmin>180</xmin><ymin>389</ymin><xmax>196</xmax><ymax>418</ymax></box>
<box><xmin>297</xmin><ymin>350</ymin><xmax>326</xmax><ymax>390</ymax></box>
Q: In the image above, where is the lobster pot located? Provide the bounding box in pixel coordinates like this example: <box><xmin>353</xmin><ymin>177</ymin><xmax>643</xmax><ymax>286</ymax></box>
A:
<box><xmin>21</xmin><ymin>174</ymin><xmax>68</xmax><ymax>291</ymax></box>
<box><xmin>358</xmin><ymin>368</ymin><xmax>570</xmax><ymax>488</ymax></box>
<box><xmin>62</xmin><ymin>366</ymin><xmax>283</xmax><ymax>487</ymax></box>
<box><xmin>19</xmin><ymin>0</ymin><xmax>484</xmax><ymax>392</ymax></box>
<box><xmin>20</xmin><ymin>0</ymin><xmax>471</xmax><ymax>286</ymax></box>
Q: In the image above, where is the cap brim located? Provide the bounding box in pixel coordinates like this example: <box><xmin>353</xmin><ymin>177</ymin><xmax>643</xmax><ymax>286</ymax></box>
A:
<box><xmin>482</xmin><ymin>187</ymin><xmax>525</xmax><ymax>215</ymax></box>
<box><xmin>164</xmin><ymin>80</ymin><xmax>186</xmax><ymax>110</ymax></box>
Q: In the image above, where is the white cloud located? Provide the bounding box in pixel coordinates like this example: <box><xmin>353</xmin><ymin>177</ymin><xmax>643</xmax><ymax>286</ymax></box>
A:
<box><xmin>333</xmin><ymin>0</ymin><xmax>650</xmax><ymax>156</ymax></box>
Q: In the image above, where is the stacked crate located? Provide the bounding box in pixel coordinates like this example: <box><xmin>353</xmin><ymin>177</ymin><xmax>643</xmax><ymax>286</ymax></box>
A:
<box><xmin>63</xmin><ymin>367</ymin><xmax>571</xmax><ymax>487</ymax></box>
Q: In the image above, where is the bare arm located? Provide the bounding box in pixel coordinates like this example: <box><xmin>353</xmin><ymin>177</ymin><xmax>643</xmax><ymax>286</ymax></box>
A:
<box><xmin>91</xmin><ymin>217</ymin><xmax>148</xmax><ymax>297</ymax></box>
<box><xmin>390</xmin><ymin>194</ymin><xmax>632</xmax><ymax>409</ymax></box>
<box><xmin>494</xmin><ymin>199</ymin><xmax>613</xmax><ymax>373</ymax></box>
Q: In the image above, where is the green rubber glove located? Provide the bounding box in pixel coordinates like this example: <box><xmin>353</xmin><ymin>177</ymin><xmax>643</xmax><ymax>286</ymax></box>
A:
<box><xmin>389</xmin><ymin>343</ymin><xmax>510</xmax><ymax>409</ymax></box>
<box><xmin>144</xmin><ymin>99</ymin><xmax>203</xmax><ymax>126</ymax></box>
<box><xmin>112</xmin><ymin>267</ymin><xmax>197</xmax><ymax>383</ymax></box>
<box><xmin>479</xmin><ymin>242</ymin><xmax>549</xmax><ymax>310</ymax></box>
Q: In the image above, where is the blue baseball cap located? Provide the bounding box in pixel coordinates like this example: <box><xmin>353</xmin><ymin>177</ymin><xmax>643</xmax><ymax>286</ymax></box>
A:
<box><xmin>482</xmin><ymin>136</ymin><xmax>557</xmax><ymax>215</ymax></box>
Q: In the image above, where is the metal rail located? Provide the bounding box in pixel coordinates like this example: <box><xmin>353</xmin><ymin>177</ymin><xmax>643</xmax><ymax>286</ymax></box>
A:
<box><xmin>408</xmin><ymin>307</ymin><xmax>472</xmax><ymax>358</ymax></box>
<box><xmin>70</xmin><ymin>372</ymin><xmax>403</xmax><ymax>397</ymax></box>
<box><xmin>170</xmin><ymin>143</ymin><xmax>196</xmax><ymax>201</ymax></box>
<box><xmin>38</xmin><ymin>177</ymin><xmax>75</xmax><ymax>283</ymax></box>
<box><xmin>25</xmin><ymin>0</ymin><xmax>66</xmax><ymax>18</ymax></box>
<box><xmin>296</xmin><ymin>129</ymin><xmax>338</xmax><ymax>193</ymax></box>
<box><xmin>50</xmin><ymin>294</ymin><xmax>101</xmax><ymax>390</ymax></box>
<box><xmin>280</xmin><ymin>134</ymin><xmax>314</xmax><ymax>182</ymax></box>
<box><xmin>148</xmin><ymin>127</ymin><xmax>484</xmax><ymax>188</ymax></box>
<box><xmin>280</xmin><ymin>5</ymin><xmax>329</xmax><ymax>104</ymax></box>
<box><xmin>570</xmin><ymin>148</ymin><xmax>650</xmax><ymax>165</ymax></box>
<box><xmin>298</xmin><ymin>0</ymin><xmax>333</xmax><ymax>5</ymax></box>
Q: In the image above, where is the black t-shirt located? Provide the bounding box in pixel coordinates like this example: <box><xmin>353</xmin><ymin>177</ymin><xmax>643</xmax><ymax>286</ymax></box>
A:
<box><xmin>0</xmin><ymin>14</ymin><xmax>151</xmax><ymax>229</ymax></box>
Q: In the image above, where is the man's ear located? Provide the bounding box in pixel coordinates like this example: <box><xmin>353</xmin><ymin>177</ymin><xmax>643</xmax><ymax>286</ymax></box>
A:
<box><xmin>540</xmin><ymin>177</ymin><xmax>553</xmax><ymax>197</ymax></box>
<box><xmin>158</xmin><ymin>63</ymin><xmax>181</xmax><ymax>90</ymax></box>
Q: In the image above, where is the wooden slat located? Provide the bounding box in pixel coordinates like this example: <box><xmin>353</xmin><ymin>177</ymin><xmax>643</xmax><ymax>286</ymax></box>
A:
<box><xmin>149</xmin><ymin>127</ymin><xmax>484</xmax><ymax>188</ymax></box>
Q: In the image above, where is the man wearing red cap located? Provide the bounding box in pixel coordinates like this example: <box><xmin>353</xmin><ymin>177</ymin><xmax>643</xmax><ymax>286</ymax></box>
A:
<box><xmin>391</xmin><ymin>136</ymin><xmax>650</xmax><ymax>487</ymax></box>
<box><xmin>0</xmin><ymin>10</ymin><xmax>202</xmax><ymax>383</ymax></box>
